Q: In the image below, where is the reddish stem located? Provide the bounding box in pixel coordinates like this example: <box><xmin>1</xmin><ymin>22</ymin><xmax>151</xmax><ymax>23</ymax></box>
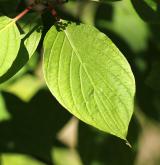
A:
<box><xmin>48</xmin><ymin>3</ymin><xmax>60</xmax><ymax>21</ymax></box>
<box><xmin>14</xmin><ymin>5</ymin><xmax>33</xmax><ymax>21</ymax></box>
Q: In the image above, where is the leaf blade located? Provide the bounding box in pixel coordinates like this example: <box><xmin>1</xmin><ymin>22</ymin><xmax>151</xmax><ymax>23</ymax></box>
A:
<box><xmin>0</xmin><ymin>14</ymin><xmax>43</xmax><ymax>83</ymax></box>
<box><xmin>0</xmin><ymin>16</ymin><xmax>21</xmax><ymax>77</ymax></box>
<box><xmin>43</xmin><ymin>22</ymin><xmax>135</xmax><ymax>139</ymax></box>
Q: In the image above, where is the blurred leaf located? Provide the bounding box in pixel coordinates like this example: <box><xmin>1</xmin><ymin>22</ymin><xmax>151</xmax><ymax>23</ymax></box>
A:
<box><xmin>52</xmin><ymin>147</ymin><xmax>82</xmax><ymax>165</ymax></box>
<box><xmin>95</xmin><ymin>0</ymin><xmax>150</xmax><ymax>52</ymax></box>
<box><xmin>80</xmin><ymin>1</ymin><xmax>97</xmax><ymax>25</ymax></box>
<box><xmin>0</xmin><ymin>93</ymin><xmax>10</xmax><ymax>121</ymax></box>
<box><xmin>1</xmin><ymin>154</ymin><xmax>45</xmax><ymax>165</ymax></box>
<box><xmin>4</xmin><ymin>74</ymin><xmax>43</xmax><ymax>102</ymax></box>
<box><xmin>43</xmin><ymin>22</ymin><xmax>135</xmax><ymax>139</ymax></box>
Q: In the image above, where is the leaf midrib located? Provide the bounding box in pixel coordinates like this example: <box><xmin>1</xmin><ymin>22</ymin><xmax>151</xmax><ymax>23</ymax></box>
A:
<box><xmin>64</xmin><ymin>29</ymin><xmax>131</xmax><ymax>110</ymax></box>
<box><xmin>64</xmin><ymin>29</ymin><xmax>126</xmax><ymax>134</ymax></box>
<box><xmin>64</xmin><ymin>29</ymin><xmax>96</xmax><ymax>87</ymax></box>
<box><xmin>0</xmin><ymin>19</ymin><xmax>16</xmax><ymax>33</ymax></box>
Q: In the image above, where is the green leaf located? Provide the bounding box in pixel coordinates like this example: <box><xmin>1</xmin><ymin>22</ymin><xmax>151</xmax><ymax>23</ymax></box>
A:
<box><xmin>0</xmin><ymin>93</ymin><xmax>11</xmax><ymax>121</ymax></box>
<box><xmin>43</xmin><ymin>22</ymin><xmax>135</xmax><ymax>139</ymax></box>
<box><xmin>1</xmin><ymin>154</ymin><xmax>45</xmax><ymax>165</ymax></box>
<box><xmin>52</xmin><ymin>147</ymin><xmax>83</xmax><ymax>165</ymax></box>
<box><xmin>4</xmin><ymin>74</ymin><xmax>43</xmax><ymax>102</ymax></box>
<box><xmin>0</xmin><ymin>16</ymin><xmax>21</xmax><ymax>77</ymax></box>
<box><xmin>18</xmin><ymin>13</ymin><xmax>43</xmax><ymax>57</ymax></box>
<box><xmin>0</xmin><ymin>15</ymin><xmax>43</xmax><ymax>83</ymax></box>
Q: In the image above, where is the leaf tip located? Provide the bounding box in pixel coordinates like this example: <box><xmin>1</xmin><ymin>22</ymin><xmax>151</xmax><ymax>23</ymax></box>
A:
<box><xmin>125</xmin><ymin>140</ymin><xmax>132</xmax><ymax>148</ymax></box>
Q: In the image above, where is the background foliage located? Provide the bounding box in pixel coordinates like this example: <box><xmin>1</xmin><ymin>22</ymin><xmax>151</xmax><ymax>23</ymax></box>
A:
<box><xmin>0</xmin><ymin>0</ymin><xmax>160</xmax><ymax>164</ymax></box>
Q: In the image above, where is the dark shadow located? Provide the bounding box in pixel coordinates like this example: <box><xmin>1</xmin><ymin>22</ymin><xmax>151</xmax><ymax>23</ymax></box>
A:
<box><xmin>77</xmin><ymin>116</ymin><xmax>140</xmax><ymax>165</ymax></box>
<box><xmin>0</xmin><ymin>42</ymin><xmax>29</xmax><ymax>84</ymax></box>
<box><xmin>135</xmin><ymin>39</ymin><xmax>160</xmax><ymax>121</ymax></box>
<box><xmin>0</xmin><ymin>89</ymin><xmax>71</xmax><ymax>164</ymax></box>
<box><xmin>95</xmin><ymin>2</ymin><xmax>113</xmax><ymax>23</ymax></box>
<box><xmin>0</xmin><ymin>0</ymin><xmax>19</xmax><ymax>17</ymax></box>
<box><xmin>131</xmin><ymin>0</ymin><xmax>160</xmax><ymax>23</ymax></box>
<box><xmin>55</xmin><ymin>20</ymin><xmax>72</xmax><ymax>31</ymax></box>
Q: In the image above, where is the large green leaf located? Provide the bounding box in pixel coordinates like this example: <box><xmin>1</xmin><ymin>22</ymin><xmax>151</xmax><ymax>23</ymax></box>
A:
<box><xmin>0</xmin><ymin>16</ymin><xmax>21</xmax><ymax>77</ymax></box>
<box><xmin>43</xmin><ymin>22</ymin><xmax>135</xmax><ymax>139</ymax></box>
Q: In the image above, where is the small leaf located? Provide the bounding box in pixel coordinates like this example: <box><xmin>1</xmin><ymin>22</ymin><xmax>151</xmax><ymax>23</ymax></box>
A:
<box><xmin>18</xmin><ymin>13</ymin><xmax>43</xmax><ymax>57</ymax></box>
<box><xmin>0</xmin><ymin>16</ymin><xmax>21</xmax><ymax>77</ymax></box>
<box><xmin>0</xmin><ymin>15</ymin><xmax>43</xmax><ymax>83</ymax></box>
<box><xmin>43</xmin><ymin>22</ymin><xmax>135</xmax><ymax>139</ymax></box>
